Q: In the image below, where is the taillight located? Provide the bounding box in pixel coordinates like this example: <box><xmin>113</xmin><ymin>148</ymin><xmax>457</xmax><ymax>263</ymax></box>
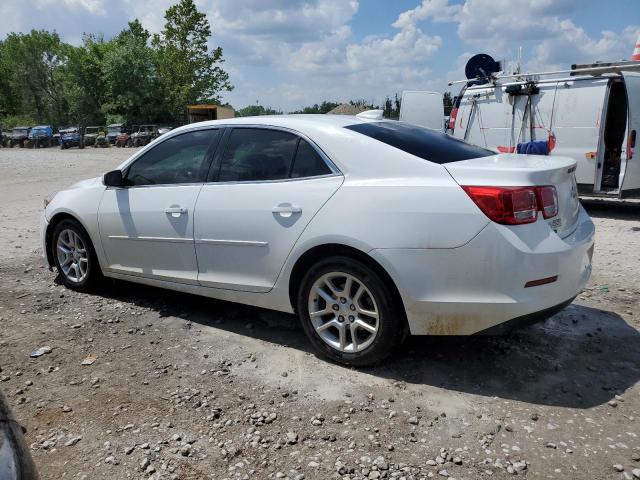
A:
<box><xmin>448</xmin><ymin>108</ymin><xmax>458</xmax><ymax>131</ymax></box>
<box><xmin>536</xmin><ymin>186</ymin><xmax>558</xmax><ymax>219</ymax></box>
<box><xmin>462</xmin><ymin>185</ymin><xmax>558</xmax><ymax>225</ymax></box>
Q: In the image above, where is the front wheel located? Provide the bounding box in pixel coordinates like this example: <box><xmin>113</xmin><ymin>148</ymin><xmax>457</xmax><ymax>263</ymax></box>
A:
<box><xmin>52</xmin><ymin>219</ymin><xmax>102</xmax><ymax>291</ymax></box>
<box><xmin>297</xmin><ymin>256</ymin><xmax>405</xmax><ymax>367</ymax></box>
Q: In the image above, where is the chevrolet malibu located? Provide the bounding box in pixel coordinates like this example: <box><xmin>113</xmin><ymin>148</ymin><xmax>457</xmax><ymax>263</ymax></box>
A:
<box><xmin>41</xmin><ymin>115</ymin><xmax>594</xmax><ymax>366</ymax></box>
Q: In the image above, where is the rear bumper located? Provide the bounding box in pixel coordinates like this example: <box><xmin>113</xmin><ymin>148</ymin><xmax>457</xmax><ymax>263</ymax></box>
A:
<box><xmin>370</xmin><ymin>206</ymin><xmax>594</xmax><ymax>335</ymax></box>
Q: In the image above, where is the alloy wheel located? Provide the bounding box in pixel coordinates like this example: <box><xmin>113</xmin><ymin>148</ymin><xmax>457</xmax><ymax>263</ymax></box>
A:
<box><xmin>307</xmin><ymin>272</ymin><xmax>379</xmax><ymax>353</ymax></box>
<box><xmin>56</xmin><ymin>229</ymin><xmax>89</xmax><ymax>283</ymax></box>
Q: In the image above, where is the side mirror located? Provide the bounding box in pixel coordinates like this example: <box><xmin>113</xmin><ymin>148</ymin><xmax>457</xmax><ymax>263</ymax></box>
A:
<box><xmin>103</xmin><ymin>170</ymin><xmax>123</xmax><ymax>187</ymax></box>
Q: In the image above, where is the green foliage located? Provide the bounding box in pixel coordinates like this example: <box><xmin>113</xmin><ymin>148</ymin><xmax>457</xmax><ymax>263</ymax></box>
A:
<box><xmin>291</xmin><ymin>101</ymin><xmax>340</xmax><ymax>114</ymax></box>
<box><xmin>236</xmin><ymin>104</ymin><xmax>282</xmax><ymax>117</ymax></box>
<box><xmin>0</xmin><ymin>114</ymin><xmax>38</xmax><ymax>129</ymax></box>
<box><xmin>443</xmin><ymin>91</ymin><xmax>453</xmax><ymax>116</ymax></box>
<box><xmin>383</xmin><ymin>94</ymin><xmax>401</xmax><ymax>120</ymax></box>
<box><xmin>0</xmin><ymin>1</ymin><xmax>231</xmax><ymax>128</ymax></box>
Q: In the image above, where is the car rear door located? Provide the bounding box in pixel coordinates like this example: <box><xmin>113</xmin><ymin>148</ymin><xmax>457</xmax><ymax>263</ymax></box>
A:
<box><xmin>98</xmin><ymin>128</ymin><xmax>221</xmax><ymax>284</ymax></box>
<box><xmin>621</xmin><ymin>72</ymin><xmax>640</xmax><ymax>194</ymax></box>
<box><xmin>194</xmin><ymin>127</ymin><xmax>343</xmax><ymax>292</ymax></box>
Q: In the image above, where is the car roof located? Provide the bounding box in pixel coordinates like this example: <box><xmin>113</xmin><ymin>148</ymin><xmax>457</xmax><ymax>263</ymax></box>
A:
<box><xmin>169</xmin><ymin>114</ymin><xmax>367</xmax><ymax>139</ymax></box>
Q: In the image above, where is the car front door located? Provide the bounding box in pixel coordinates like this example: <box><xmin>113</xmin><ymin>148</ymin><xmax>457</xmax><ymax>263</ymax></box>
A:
<box><xmin>98</xmin><ymin>128</ymin><xmax>221</xmax><ymax>284</ymax></box>
<box><xmin>194</xmin><ymin>127</ymin><xmax>343</xmax><ymax>292</ymax></box>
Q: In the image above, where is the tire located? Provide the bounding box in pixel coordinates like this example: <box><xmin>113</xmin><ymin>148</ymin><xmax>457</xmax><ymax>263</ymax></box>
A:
<box><xmin>297</xmin><ymin>255</ymin><xmax>405</xmax><ymax>367</ymax></box>
<box><xmin>51</xmin><ymin>219</ymin><xmax>102</xmax><ymax>292</ymax></box>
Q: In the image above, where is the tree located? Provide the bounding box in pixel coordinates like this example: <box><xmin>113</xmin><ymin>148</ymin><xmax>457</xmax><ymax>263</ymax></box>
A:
<box><xmin>236</xmin><ymin>104</ymin><xmax>282</xmax><ymax>117</ymax></box>
<box><xmin>64</xmin><ymin>34</ymin><xmax>113</xmax><ymax>125</ymax></box>
<box><xmin>1</xmin><ymin>30</ymin><xmax>70</xmax><ymax>125</ymax></box>
<box><xmin>443</xmin><ymin>91</ymin><xmax>453</xmax><ymax>116</ymax></box>
<box><xmin>152</xmin><ymin>0</ymin><xmax>232</xmax><ymax>122</ymax></box>
<box><xmin>102</xmin><ymin>20</ymin><xmax>158</xmax><ymax>124</ymax></box>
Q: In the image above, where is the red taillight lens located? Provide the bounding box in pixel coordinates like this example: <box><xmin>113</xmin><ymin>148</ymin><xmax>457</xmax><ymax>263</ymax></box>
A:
<box><xmin>462</xmin><ymin>185</ymin><xmax>559</xmax><ymax>225</ymax></box>
<box><xmin>448</xmin><ymin>108</ymin><xmax>458</xmax><ymax>131</ymax></box>
<box><xmin>536</xmin><ymin>186</ymin><xmax>558</xmax><ymax>219</ymax></box>
<box><xmin>462</xmin><ymin>186</ymin><xmax>538</xmax><ymax>225</ymax></box>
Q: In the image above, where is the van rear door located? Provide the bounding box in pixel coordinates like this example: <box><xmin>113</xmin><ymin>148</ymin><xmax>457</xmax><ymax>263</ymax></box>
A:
<box><xmin>621</xmin><ymin>72</ymin><xmax>640</xmax><ymax>195</ymax></box>
<box><xmin>399</xmin><ymin>91</ymin><xmax>444</xmax><ymax>131</ymax></box>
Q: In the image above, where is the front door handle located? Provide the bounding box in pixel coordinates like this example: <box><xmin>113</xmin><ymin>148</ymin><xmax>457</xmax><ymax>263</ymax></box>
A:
<box><xmin>165</xmin><ymin>206</ymin><xmax>187</xmax><ymax>217</ymax></box>
<box><xmin>272</xmin><ymin>204</ymin><xmax>302</xmax><ymax>216</ymax></box>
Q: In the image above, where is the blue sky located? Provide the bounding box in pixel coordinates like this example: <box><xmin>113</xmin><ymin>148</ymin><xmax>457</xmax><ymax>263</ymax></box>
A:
<box><xmin>1</xmin><ymin>0</ymin><xmax>638</xmax><ymax>111</ymax></box>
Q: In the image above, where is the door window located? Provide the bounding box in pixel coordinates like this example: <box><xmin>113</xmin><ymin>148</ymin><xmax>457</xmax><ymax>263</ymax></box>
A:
<box><xmin>218</xmin><ymin>128</ymin><xmax>298</xmax><ymax>182</ymax></box>
<box><xmin>124</xmin><ymin>129</ymin><xmax>219</xmax><ymax>186</ymax></box>
<box><xmin>290</xmin><ymin>139</ymin><xmax>332</xmax><ymax>178</ymax></box>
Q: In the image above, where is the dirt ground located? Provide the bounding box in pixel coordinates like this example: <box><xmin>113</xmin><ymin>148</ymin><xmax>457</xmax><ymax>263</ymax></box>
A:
<box><xmin>0</xmin><ymin>147</ymin><xmax>639</xmax><ymax>480</ymax></box>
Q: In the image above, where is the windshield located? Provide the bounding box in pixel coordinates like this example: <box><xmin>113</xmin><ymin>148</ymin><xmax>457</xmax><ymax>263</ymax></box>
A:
<box><xmin>85</xmin><ymin>127</ymin><xmax>99</xmax><ymax>134</ymax></box>
<box><xmin>107</xmin><ymin>126</ymin><xmax>121</xmax><ymax>134</ymax></box>
<box><xmin>345</xmin><ymin>121</ymin><xmax>494</xmax><ymax>164</ymax></box>
<box><xmin>12</xmin><ymin>128</ymin><xmax>28</xmax><ymax>135</ymax></box>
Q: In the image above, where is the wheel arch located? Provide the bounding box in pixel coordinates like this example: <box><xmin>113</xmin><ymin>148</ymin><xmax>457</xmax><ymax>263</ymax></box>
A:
<box><xmin>287</xmin><ymin>243</ymin><xmax>408</xmax><ymax>328</ymax></box>
<box><xmin>45</xmin><ymin>212</ymin><xmax>92</xmax><ymax>267</ymax></box>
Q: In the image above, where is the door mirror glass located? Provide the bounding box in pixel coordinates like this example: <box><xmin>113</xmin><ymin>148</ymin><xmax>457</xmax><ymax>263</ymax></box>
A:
<box><xmin>103</xmin><ymin>170</ymin><xmax>123</xmax><ymax>187</ymax></box>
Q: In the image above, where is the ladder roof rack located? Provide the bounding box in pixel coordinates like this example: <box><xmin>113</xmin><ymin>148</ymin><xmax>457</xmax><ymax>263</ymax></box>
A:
<box><xmin>448</xmin><ymin>61</ymin><xmax>640</xmax><ymax>86</ymax></box>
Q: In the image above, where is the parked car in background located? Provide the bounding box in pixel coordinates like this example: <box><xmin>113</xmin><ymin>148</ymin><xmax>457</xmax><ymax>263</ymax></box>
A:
<box><xmin>7</xmin><ymin>126</ymin><xmax>30</xmax><ymax>148</ymax></box>
<box><xmin>59</xmin><ymin>127</ymin><xmax>84</xmax><ymax>149</ymax></box>
<box><xmin>0</xmin><ymin>390</ymin><xmax>39</xmax><ymax>479</ymax></box>
<box><xmin>106</xmin><ymin>123</ymin><xmax>126</xmax><ymax>145</ymax></box>
<box><xmin>130</xmin><ymin>124</ymin><xmax>159</xmax><ymax>147</ymax></box>
<box><xmin>0</xmin><ymin>127</ymin><xmax>10</xmax><ymax>147</ymax></box>
<box><xmin>158</xmin><ymin>125</ymin><xmax>173</xmax><ymax>136</ymax></box>
<box><xmin>26</xmin><ymin>125</ymin><xmax>54</xmax><ymax>148</ymax></box>
<box><xmin>115</xmin><ymin>130</ymin><xmax>131</xmax><ymax>147</ymax></box>
<box><xmin>94</xmin><ymin>128</ymin><xmax>109</xmax><ymax>148</ymax></box>
<box><xmin>41</xmin><ymin>115</ymin><xmax>594</xmax><ymax>366</ymax></box>
<box><xmin>83</xmin><ymin>126</ymin><xmax>101</xmax><ymax>146</ymax></box>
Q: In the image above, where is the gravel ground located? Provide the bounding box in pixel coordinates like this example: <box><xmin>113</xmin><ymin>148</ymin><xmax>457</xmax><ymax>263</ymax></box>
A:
<box><xmin>0</xmin><ymin>147</ymin><xmax>639</xmax><ymax>480</ymax></box>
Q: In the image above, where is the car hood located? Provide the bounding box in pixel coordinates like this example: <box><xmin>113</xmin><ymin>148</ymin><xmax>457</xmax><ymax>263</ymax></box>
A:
<box><xmin>67</xmin><ymin>176</ymin><xmax>102</xmax><ymax>190</ymax></box>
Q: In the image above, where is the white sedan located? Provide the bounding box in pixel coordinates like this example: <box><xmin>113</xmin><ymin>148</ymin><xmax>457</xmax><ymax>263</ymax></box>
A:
<box><xmin>41</xmin><ymin>115</ymin><xmax>594</xmax><ymax>366</ymax></box>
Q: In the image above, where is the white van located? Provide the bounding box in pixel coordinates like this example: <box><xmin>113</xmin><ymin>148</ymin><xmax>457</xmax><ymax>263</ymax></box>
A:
<box><xmin>401</xmin><ymin>65</ymin><xmax>640</xmax><ymax>198</ymax></box>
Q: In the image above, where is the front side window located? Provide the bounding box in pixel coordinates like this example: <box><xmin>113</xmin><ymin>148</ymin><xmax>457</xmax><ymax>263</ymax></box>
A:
<box><xmin>124</xmin><ymin>129</ymin><xmax>219</xmax><ymax>186</ymax></box>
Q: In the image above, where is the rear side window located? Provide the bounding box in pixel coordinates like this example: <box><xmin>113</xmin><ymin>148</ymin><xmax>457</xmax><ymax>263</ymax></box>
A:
<box><xmin>217</xmin><ymin>129</ymin><xmax>333</xmax><ymax>182</ymax></box>
<box><xmin>219</xmin><ymin>129</ymin><xmax>298</xmax><ymax>182</ymax></box>
<box><xmin>291</xmin><ymin>139</ymin><xmax>331</xmax><ymax>178</ymax></box>
<box><xmin>345</xmin><ymin>121</ymin><xmax>493</xmax><ymax>164</ymax></box>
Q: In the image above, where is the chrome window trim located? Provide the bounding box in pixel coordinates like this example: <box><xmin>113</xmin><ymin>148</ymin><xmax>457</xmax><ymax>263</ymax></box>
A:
<box><xmin>111</xmin><ymin>123</ymin><xmax>343</xmax><ymax>188</ymax></box>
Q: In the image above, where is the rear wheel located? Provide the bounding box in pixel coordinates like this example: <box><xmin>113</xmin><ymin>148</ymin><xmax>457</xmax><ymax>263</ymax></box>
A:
<box><xmin>297</xmin><ymin>256</ymin><xmax>405</xmax><ymax>366</ymax></box>
<box><xmin>52</xmin><ymin>219</ymin><xmax>102</xmax><ymax>292</ymax></box>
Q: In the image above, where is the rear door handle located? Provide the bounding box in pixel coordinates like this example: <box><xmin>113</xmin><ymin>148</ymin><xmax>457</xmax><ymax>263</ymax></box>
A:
<box><xmin>272</xmin><ymin>204</ymin><xmax>302</xmax><ymax>215</ymax></box>
<box><xmin>165</xmin><ymin>206</ymin><xmax>188</xmax><ymax>216</ymax></box>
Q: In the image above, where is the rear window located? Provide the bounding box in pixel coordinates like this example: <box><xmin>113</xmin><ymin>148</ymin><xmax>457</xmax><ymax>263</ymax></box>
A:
<box><xmin>345</xmin><ymin>121</ymin><xmax>493</xmax><ymax>164</ymax></box>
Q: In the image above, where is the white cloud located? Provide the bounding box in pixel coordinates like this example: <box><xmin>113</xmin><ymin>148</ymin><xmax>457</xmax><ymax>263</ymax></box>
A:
<box><xmin>393</xmin><ymin>0</ymin><xmax>461</xmax><ymax>28</ymax></box>
<box><xmin>453</xmin><ymin>0</ymin><xmax>639</xmax><ymax>71</ymax></box>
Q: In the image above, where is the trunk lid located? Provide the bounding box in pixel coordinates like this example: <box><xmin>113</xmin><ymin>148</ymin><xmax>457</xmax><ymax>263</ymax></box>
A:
<box><xmin>444</xmin><ymin>153</ymin><xmax>580</xmax><ymax>238</ymax></box>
